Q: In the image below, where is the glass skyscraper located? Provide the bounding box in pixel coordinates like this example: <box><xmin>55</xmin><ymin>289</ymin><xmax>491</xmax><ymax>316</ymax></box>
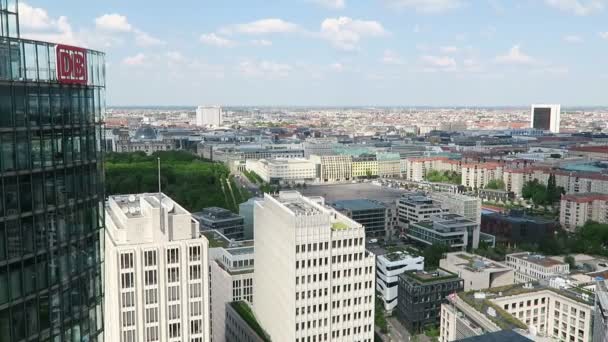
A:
<box><xmin>0</xmin><ymin>1</ymin><xmax>106</xmax><ymax>341</ymax></box>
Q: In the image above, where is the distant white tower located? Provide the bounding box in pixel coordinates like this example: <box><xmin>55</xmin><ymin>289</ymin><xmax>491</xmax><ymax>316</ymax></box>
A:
<box><xmin>196</xmin><ymin>106</ymin><xmax>223</xmax><ymax>127</ymax></box>
<box><xmin>530</xmin><ymin>104</ymin><xmax>561</xmax><ymax>133</ymax></box>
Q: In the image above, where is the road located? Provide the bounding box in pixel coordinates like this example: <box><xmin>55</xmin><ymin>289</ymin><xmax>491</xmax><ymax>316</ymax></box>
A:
<box><xmin>232</xmin><ymin>170</ymin><xmax>261</xmax><ymax>197</ymax></box>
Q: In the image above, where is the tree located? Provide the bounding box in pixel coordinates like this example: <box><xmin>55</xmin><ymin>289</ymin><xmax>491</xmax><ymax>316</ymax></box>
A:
<box><xmin>423</xmin><ymin>244</ymin><xmax>449</xmax><ymax>270</ymax></box>
<box><xmin>564</xmin><ymin>255</ymin><xmax>576</xmax><ymax>270</ymax></box>
<box><xmin>485</xmin><ymin>179</ymin><xmax>505</xmax><ymax>190</ymax></box>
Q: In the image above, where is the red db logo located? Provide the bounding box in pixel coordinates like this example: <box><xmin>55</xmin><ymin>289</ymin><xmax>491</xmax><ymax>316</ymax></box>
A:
<box><xmin>56</xmin><ymin>44</ymin><xmax>88</xmax><ymax>85</ymax></box>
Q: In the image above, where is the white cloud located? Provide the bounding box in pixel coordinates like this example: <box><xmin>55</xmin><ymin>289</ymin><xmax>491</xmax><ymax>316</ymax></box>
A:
<box><xmin>251</xmin><ymin>39</ymin><xmax>273</xmax><ymax>46</ymax></box>
<box><xmin>440</xmin><ymin>46</ymin><xmax>459</xmax><ymax>53</ymax></box>
<box><xmin>495</xmin><ymin>45</ymin><xmax>536</xmax><ymax>65</ymax></box>
<box><xmin>224</xmin><ymin>19</ymin><xmax>299</xmax><ymax>35</ymax></box>
<box><xmin>238</xmin><ymin>60</ymin><xmax>292</xmax><ymax>78</ymax></box>
<box><xmin>136</xmin><ymin>30</ymin><xmax>165</xmax><ymax>47</ymax></box>
<box><xmin>313</xmin><ymin>0</ymin><xmax>346</xmax><ymax>9</ymax></box>
<box><xmin>200</xmin><ymin>33</ymin><xmax>235</xmax><ymax>47</ymax></box>
<box><xmin>330</xmin><ymin>62</ymin><xmax>345</xmax><ymax>71</ymax></box>
<box><xmin>383</xmin><ymin>0</ymin><xmax>463</xmax><ymax>13</ymax></box>
<box><xmin>563</xmin><ymin>34</ymin><xmax>583</xmax><ymax>43</ymax></box>
<box><xmin>600</xmin><ymin>32</ymin><xmax>608</xmax><ymax>39</ymax></box>
<box><xmin>413</xmin><ymin>24</ymin><xmax>421</xmax><ymax>33</ymax></box>
<box><xmin>543</xmin><ymin>0</ymin><xmax>604</xmax><ymax>15</ymax></box>
<box><xmin>18</xmin><ymin>2</ymin><xmax>78</xmax><ymax>45</ymax></box>
<box><xmin>421</xmin><ymin>55</ymin><xmax>457</xmax><ymax>68</ymax></box>
<box><xmin>320</xmin><ymin>17</ymin><xmax>387</xmax><ymax>50</ymax></box>
<box><xmin>122</xmin><ymin>53</ymin><xmax>147</xmax><ymax>66</ymax></box>
<box><xmin>381</xmin><ymin>49</ymin><xmax>405</xmax><ymax>65</ymax></box>
<box><xmin>95</xmin><ymin>14</ymin><xmax>133</xmax><ymax>32</ymax></box>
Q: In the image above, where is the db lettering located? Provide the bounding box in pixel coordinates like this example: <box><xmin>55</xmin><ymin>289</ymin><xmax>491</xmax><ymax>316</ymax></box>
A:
<box><xmin>56</xmin><ymin>44</ymin><xmax>88</xmax><ymax>85</ymax></box>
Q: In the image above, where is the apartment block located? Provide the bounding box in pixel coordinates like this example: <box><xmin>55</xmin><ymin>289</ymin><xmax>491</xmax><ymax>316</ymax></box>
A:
<box><xmin>254</xmin><ymin>191</ymin><xmax>376</xmax><ymax>342</ymax></box>
<box><xmin>461</xmin><ymin>163</ymin><xmax>503</xmax><ymax>189</ymax></box>
<box><xmin>506</xmin><ymin>252</ymin><xmax>569</xmax><ymax>283</ymax></box>
<box><xmin>560</xmin><ymin>193</ymin><xmax>608</xmax><ymax>232</ymax></box>
<box><xmin>439</xmin><ymin>252</ymin><xmax>514</xmax><ymax>291</ymax></box>
<box><xmin>104</xmin><ymin>193</ymin><xmax>209</xmax><ymax>342</ymax></box>
<box><xmin>204</xmin><ymin>230</ymin><xmax>254</xmax><ymax>342</ymax></box>
<box><xmin>397</xmin><ymin>269</ymin><xmax>463</xmax><ymax>333</ymax></box>
<box><xmin>440</xmin><ymin>283</ymin><xmax>593</xmax><ymax>342</ymax></box>
<box><xmin>403</xmin><ymin>157</ymin><xmax>461</xmax><ymax>182</ymax></box>
<box><xmin>245</xmin><ymin>158</ymin><xmax>317</xmax><ymax>184</ymax></box>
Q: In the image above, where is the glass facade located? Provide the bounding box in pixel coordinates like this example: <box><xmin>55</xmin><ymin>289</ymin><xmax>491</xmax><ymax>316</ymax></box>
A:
<box><xmin>0</xmin><ymin>1</ymin><xmax>106</xmax><ymax>341</ymax></box>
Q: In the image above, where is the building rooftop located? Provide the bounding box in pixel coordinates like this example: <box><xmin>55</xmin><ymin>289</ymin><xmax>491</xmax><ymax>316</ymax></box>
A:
<box><xmin>194</xmin><ymin>207</ymin><xmax>243</xmax><ymax>222</ymax></box>
<box><xmin>331</xmin><ymin>199</ymin><xmax>386</xmax><ymax>212</ymax></box>
<box><xmin>508</xmin><ymin>252</ymin><xmax>566</xmax><ymax>268</ymax></box>
<box><xmin>201</xmin><ymin>229</ymin><xmax>254</xmax><ymax>249</ymax></box>
<box><xmin>458</xmin><ymin>330</ymin><xmax>533</xmax><ymax>342</ymax></box>
<box><xmin>447</xmin><ymin>253</ymin><xmax>510</xmax><ymax>273</ymax></box>
<box><xmin>299</xmin><ymin>183</ymin><xmax>406</xmax><ymax>205</ymax></box>
<box><xmin>402</xmin><ymin>268</ymin><xmax>459</xmax><ymax>284</ymax></box>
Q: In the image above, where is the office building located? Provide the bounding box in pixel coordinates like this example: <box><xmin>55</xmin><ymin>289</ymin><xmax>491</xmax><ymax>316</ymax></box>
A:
<box><xmin>440</xmin><ymin>283</ymin><xmax>593</xmax><ymax>342</ymax></box>
<box><xmin>481</xmin><ymin>210</ymin><xmax>558</xmax><ymax>245</ymax></box>
<box><xmin>196</xmin><ymin>106</ymin><xmax>223</xmax><ymax>127</ymax></box>
<box><xmin>310</xmin><ymin>155</ymin><xmax>353</xmax><ymax>182</ymax></box>
<box><xmin>397</xmin><ymin>269</ymin><xmax>463</xmax><ymax>333</ymax></box>
<box><xmin>225</xmin><ymin>301</ymin><xmax>270</xmax><ymax>342</ymax></box>
<box><xmin>375</xmin><ymin>249</ymin><xmax>424</xmax><ymax>311</ymax></box>
<box><xmin>104</xmin><ymin>193</ymin><xmax>210</xmax><ymax>342</ymax></box>
<box><xmin>194</xmin><ymin>207</ymin><xmax>245</xmax><ymax>241</ymax></box>
<box><xmin>331</xmin><ymin>199</ymin><xmax>389</xmax><ymax>238</ymax></box>
<box><xmin>506</xmin><ymin>252</ymin><xmax>569</xmax><ymax>283</ymax></box>
<box><xmin>396</xmin><ymin>193</ymin><xmax>444</xmax><ymax>228</ymax></box>
<box><xmin>560</xmin><ymin>193</ymin><xmax>608</xmax><ymax>232</ymax></box>
<box><xmin>407</xmin><ymin>213</ymin><xmax>481</xmax><ymax>250</ymax></box>
<box><xmin>531</xmin><ymin>104</ymin><xmax>561</xmax><ymax>133</ymax></box>
<box><xmin>431</xmin><ymin>192</ymin><xmax>482</xmax><ymax>224</ymax></box>
<box><xmin>351</xmin><ymin>154</ymin><xmax>378</xmax><ymax>179</ymax></box>
<box><xmin>204</xmin><ymin>230</ymin><xmax>254</xmax><ymax>342</ymax></box>
<box><xmin>253</xmin><ymin>191</ymin><xmax>376</xmax><ymax>342</ymax></box>
<box><xmin>245</xmin><ymin>158</ymin><xmax>316</xmax><ymax>184</ymax></box>
<box><xmin>0</xmin><ymin>4</ymin><xmax>107</xmax><ymax>341</ymax></box>
<box><xmin>376</xmin><ymin>152</ymin><xmax>401</xmax><ymax>178</ymax></box>
<box><xmin>439</xmin><ymin>252</ymin><xmax>514</xmax><ymax>291</ymax></box>
<box><xmin>594</xmin><ymin>279</ymin><xmax>608</xmax><ymax>342</ymax></box>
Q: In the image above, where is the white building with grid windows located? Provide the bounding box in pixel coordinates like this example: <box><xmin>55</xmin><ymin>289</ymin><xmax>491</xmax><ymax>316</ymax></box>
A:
<box><xmin>254</xmin><ymin>191</ymin><xmax>376</xmax><ymax>342</ymax></box>
<box><xmin>203</xmin><ymin>230</ymin><xmax>255</xmax><ymax>342</ymax></box>
<box><xmin>104</xmin><ymin>193</ymin><xmax>210</xmax><ymax>342</ymax></box>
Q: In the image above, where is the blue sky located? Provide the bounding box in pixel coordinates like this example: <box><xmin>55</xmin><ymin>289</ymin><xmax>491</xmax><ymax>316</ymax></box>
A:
<box><xmin>18</xmin><ymin>0</ymin><xmax>608</xmax><ymax>106</ymax></box>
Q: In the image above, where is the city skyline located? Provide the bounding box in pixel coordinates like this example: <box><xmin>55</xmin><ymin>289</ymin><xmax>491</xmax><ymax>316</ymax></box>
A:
<box><xmin>18</xmin><ymin>0</ymin><xmax>608</xmax><ymax>106</ymax></box>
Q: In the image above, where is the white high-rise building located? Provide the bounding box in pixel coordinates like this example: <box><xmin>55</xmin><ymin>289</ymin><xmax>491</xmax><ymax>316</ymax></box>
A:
<box><xmin>531</xmin><ymin>104</ymin><xmax>561</xmax><ymax>133</ymax></box>
<box><xmin>254</xmin><ymin>191</ymin><xmax>376</xmax><ymax>342</ymax></box>
<box><xmin>104</xmin><ymin>193</ymin><xmax>210</xmax><ymax>342</ymax></box>
<box><xmin>203</xmin><ymin>230</ymin><xmax>255</xmax><ymax>342</ymax></box>
<box><xmin>196</xmin><ymin>106</ymin><xmax>223</xmax><ymax>127</ymax></box>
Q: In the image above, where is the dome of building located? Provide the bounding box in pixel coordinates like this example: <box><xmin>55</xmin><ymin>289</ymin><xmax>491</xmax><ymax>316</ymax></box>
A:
<box><xmin>134</xmin><ymin>126</ymin><xmax>157</xmax><ymax>140</ymax></box>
